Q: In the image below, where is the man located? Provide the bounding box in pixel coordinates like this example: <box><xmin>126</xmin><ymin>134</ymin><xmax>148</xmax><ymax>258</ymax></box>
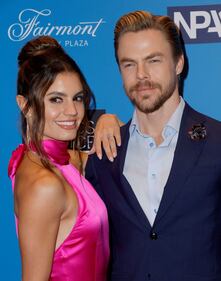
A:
<box><xmin>86</xmin><ymin>10</ymin><xmax>221</xmax><ymax>281</ymax></box>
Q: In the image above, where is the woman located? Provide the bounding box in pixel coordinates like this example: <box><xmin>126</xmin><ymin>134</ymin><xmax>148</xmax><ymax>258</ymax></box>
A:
<box><xmin>8</xmin><ymin>36</ymin><xmax>111</xmax><ymax>281</ymax></box>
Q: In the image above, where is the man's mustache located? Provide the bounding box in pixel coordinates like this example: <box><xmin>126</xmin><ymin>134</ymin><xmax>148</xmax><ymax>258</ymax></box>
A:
<box><xmin>130</xmin><ymin>80</ymin><xmax>160</xmax><ymax>92</ymax></box>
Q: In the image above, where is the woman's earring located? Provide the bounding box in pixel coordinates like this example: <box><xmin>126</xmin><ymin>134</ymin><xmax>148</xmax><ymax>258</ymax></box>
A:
<box><xmin>26</xmin><ymin>122</ymin><xmax>30</xmax><ymax>144</ymax></box>
<box><xmin>26</xmin><ymin>110</ymin><xmax>32</xmax><ymax>144</ymax></box>
<box><xmin>26</xmin><ymin>118</ymin><xmax>31</xmax><ymax>144</ymax></box>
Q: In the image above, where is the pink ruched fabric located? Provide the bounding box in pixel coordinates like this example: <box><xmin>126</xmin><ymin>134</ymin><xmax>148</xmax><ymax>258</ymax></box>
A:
<box><xmin>8</xmin><ymin>140</ymin><xmax>109</xmax><ymax>281</ymax></box>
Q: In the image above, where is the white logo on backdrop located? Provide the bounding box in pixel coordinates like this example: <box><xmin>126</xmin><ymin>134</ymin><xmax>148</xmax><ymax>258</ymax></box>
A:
<box><xmin>8</xmin><ymin>8</ymin><xmax>105</xmax><ymax>47</ymax></box>
<box><xmin>174</xmin><ymin>10</ymin><xmax>221</xmax><ymax>39</ymax></box>
<box><xmin>168</xmin><ymin>5</ymin><xmax>221</xmax><ymax>43</ymax></box>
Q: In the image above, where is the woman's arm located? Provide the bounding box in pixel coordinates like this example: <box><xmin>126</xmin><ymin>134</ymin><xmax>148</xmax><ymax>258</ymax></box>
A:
<box><xmin>16</xmin><ymin>171</ymin><xmax>65</xmax><ymax>281</ymax></box>
<box><xmin>92</xmin><ymin>114</ymin><xmax>124</xmax><ymax>161</ymax></box>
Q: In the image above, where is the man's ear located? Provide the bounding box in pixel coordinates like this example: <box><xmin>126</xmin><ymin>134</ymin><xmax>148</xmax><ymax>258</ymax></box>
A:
<box><xmin>176</xmin><ymin>54</ymin><xmax>184</xmax><ymax>76</ymax></box>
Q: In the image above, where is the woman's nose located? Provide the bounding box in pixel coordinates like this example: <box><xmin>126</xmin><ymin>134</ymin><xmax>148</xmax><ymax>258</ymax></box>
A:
<box><xmin>64</xmin><ymin>101</ymin><xmax>78</xmax><ymax>116</ymax></box>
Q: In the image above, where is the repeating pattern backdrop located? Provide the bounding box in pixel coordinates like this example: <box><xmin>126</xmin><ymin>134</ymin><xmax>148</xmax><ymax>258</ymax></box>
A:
<box><xmin>1</xmin><ymin>0</ymin><xmax>221</xmax><ymax>279</ymax></box>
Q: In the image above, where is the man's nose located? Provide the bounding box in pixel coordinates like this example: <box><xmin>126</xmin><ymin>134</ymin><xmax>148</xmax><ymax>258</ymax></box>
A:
<box><xmin>136</xmin><ymin>63</ymin><xmax>150</xmax><ymax>80</ymax></box>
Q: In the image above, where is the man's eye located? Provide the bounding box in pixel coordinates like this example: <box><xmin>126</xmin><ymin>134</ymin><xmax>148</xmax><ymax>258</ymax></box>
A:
<box><xmin>149</xmin><ymin>58</ymin><xmax>161</xmax><ymax>63</ymax></box>
<box><xmin>124</xmin><ymin>63</ymin><xmax>134</xmax><ymax>68</ymax></box>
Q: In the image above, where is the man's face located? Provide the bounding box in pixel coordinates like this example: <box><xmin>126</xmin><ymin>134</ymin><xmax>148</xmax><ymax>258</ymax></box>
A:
<box><xmin>117</xmin><ymin>29</ymin><xmax>183</xmax><ymax>114</ymax></box>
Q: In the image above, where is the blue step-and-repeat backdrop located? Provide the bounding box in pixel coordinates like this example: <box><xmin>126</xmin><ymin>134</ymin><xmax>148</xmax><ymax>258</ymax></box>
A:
<box><xmin>1</xmin><ymin>0</ymin><xmax>221</xmax><ymax>279</ymax></box>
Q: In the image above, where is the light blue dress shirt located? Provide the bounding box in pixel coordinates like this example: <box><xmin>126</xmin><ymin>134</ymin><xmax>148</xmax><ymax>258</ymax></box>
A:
<box><xmin>123</xmin><ymin>97</ymin><xmax>185</xmax><ymax>226</ymax></box>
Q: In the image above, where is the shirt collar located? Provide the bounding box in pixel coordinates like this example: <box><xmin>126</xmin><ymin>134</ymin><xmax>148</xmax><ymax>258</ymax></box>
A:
<box><xmin>129</xmin><ymin>96</ymin><xmax>185</xmax><ymax>138</ymax></box>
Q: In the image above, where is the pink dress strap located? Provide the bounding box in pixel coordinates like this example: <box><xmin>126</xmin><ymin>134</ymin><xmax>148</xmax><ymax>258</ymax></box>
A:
<box><xmin>8</xmin><ymin>144</ymin><xmax>27</xmax><ymax>190</ymax></box>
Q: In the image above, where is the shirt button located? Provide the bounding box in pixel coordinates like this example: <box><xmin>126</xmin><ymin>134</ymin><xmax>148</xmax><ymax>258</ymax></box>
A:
<box><xmin>149</xmin><ymin>142</ymin><xmax>154</xmax><ymax>148</ymax></box>
<box><xmin>150</xmin><ymin>231</ymin><xmax>158</xmax><ymax>240</ymax></box>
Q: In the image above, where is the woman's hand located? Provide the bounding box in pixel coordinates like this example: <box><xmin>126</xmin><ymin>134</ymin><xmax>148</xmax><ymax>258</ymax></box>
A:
<box><xmin>90</xmin><ymin>114</ymin><xmax>124</xmax><ymax>162</ymax></box>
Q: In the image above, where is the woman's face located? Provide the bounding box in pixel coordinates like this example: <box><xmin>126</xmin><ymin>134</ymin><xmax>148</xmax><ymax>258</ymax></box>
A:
<box><xmin>43</xmin><ymin>71</ymin><xmax>85</xmax><ymax>141</ymax></box>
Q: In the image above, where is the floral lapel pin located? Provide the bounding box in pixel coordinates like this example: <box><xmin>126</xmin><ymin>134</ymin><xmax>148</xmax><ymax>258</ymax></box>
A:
<box><xmin>188</xmin><ymin>123</ymin><xmax>207</xmax><ymax>140</ymax></box>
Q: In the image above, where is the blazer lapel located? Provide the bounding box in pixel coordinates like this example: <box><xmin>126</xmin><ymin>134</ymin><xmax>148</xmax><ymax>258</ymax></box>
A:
<box><xmin>154</xmin><ymin>104</ymin><xmax>207</xmax><ymax>225</ymax></box>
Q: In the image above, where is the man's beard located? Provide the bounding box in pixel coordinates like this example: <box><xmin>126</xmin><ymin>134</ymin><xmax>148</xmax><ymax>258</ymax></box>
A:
<box><xmin>126</xmin><ymin>77</ymin><xmax>177</xmax><ymax>114</ymax></box>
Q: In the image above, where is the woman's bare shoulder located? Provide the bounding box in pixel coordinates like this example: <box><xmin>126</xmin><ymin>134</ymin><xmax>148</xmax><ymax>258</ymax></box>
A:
<box><xmin>14</xmin><ymin>153</ymin><xmax>66</xmax><ymax>213</ymax></box>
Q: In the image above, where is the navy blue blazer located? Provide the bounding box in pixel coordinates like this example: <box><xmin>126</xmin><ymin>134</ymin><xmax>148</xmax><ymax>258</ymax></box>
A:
<box><xmin>85</xmin><ymin>104</ymin><xmax>221</xmax><ymax>281</ymax></box>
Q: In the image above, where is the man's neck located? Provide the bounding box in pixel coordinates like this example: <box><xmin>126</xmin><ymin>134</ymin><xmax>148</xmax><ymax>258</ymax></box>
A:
<box><xmin>136</xmin><ymin>94</ymin><xmax>180</xmax><ymax>144</ymax></box>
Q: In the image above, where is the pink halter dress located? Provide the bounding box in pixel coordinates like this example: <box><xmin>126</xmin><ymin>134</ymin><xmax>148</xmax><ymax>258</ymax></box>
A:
<box><xmin>8</xmin><ymin>139</ymin><xmax>109</xmax><ymax>281</ymax></box>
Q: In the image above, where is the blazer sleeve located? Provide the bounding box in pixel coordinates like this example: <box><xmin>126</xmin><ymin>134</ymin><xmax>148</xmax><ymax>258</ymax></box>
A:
<box><xmin>85</xmin><ymin>155</ymin><xmax>104</xmax><ymax>199</ymax></box>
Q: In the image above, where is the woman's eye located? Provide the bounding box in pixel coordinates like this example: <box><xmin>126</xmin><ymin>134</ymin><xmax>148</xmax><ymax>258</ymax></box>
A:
<box><xmin>49</xmin><ymin>97</ymin><xmax>63</xmax><ymax>103</ymax></box>
<box><xmin>74</xmin><ymin>94</ymin><xmax>84</xmax><ymax>102</ymax></box>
